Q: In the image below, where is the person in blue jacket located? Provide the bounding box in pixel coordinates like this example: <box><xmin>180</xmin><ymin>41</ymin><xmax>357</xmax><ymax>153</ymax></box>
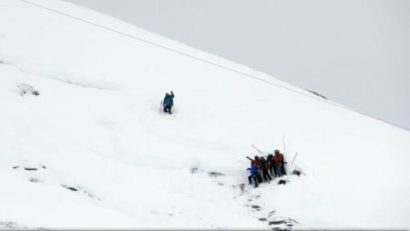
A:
<box><xmin>163</xmin><ymin>91</ymin><xmax>175</xmax><ymax>114</ymax></box>
<box><xmin>247</xmin><ymin>161</ymin><xmax>259</xmax><ymax>188</ymax></box>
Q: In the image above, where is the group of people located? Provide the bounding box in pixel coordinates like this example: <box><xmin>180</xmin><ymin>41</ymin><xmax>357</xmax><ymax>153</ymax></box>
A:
<box><xmin>246</xmin><ymin>150</ymin><xmax>286</xmax><ymax>188</ymax></box>
<box><xmin>162</xmin><ymin>91</ymin><xmax>287</xmax><ymax>188</ymax></box>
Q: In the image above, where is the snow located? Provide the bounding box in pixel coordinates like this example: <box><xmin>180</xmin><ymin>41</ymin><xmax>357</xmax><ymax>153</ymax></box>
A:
<box><xmin>1</xmin><ymin>0</ymin><xmax>410</xmax><ymax>229</ymax></box>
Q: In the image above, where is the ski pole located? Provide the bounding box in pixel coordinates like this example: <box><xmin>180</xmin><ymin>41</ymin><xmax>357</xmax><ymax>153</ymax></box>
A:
<box><xmin>291</xmin><ymin>152</ymin><xmax>298</xmax><ymax>165</ymax></box>
<box><xmin>160</xmin><ymin>100</ymin><xmax>163</xmax><ymax>114</ymax></box>
<box><xmin>251</xmin><ymin>144</ymin><xmax>265</xmax><ymax>156</ymax></box>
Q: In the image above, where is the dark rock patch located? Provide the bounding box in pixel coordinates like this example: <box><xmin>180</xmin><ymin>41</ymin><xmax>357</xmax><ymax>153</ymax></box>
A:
<box><xmin>268</xmin><ymin>218</ymin><xmax>298</xmax><ymax>228</ymax></box>
<box><xmin>62</xmin><ymin>184</ymin><xmax>78</xmax><ymax>192</ymax></box>
<box><xmin>190</xmin><ymin>167</ymin><xmax>199</xmax><ymax>174</ymax></box>
<box><xmin>17</xmin><ymin>83</ymin><xmax>40</xmax><ymax>96</ymax></box>
<box><xmin>251</xmin><ymin>205</ymin><xmax>261</xmax><ymax>211</ymax></box>
<box><xmin>24</xmin><ymin>167</ymin><xmax>38</xmax><ymax>171</ymax></box>
<box><xmin>268</xmin><ymin>210</ymin><xmax>276</xmax><ymax>217</ymax></box>
<box><xmin>208</xmin><ymin>171</ymin><xmax>224</xmax><ymax>177</ymax></box>
<box><xmin>239</xmin><ymin>183</ymin><xmax>245</xmax><ymax>194</ymax></box>
<box><xmin>0</xmin><ymin>221</ymin><xmax>21</xmax><ymax>229</ymax></box>
<box><xmin>292</xmin><ymin>169</ymin><xmax>302</xmax><ymax>176</ymax></box>
<box><xmin>83</xmin><ymin>190</ymin><xmax>95</xmax><ymax>198</ymax></box>
<box><xmin>253</xmin><ymin>194</ymin><xmax>261</xmax><ymax>199</ymax></box>
<box><xmin>13</xmin><ymin>164</ymin><xmax>46</xmax><ymax>171</ymax></box>
<box><xmin>269</xmin><ymin>220</ymin><xmax>286</xmax><ymax>225</ymax></box>
<box><xmin>306</xmin><ymin>89</ymin><xmax>327</xmax><ymax>99</ymax></box>
<box><xmin>67</xmin><ymin>187</ymin><xmax>78</xmax><ymax>191</ymax></box>
<box><xmin>271</xmin><ymin>228</ymin><xmax>289</xmax><ymax>231</ymax></box>
<box><xmin>61</xmin><ymin>185</ymin><xmax>100</xmax><ymax>201</ymax></box>
<box><xmin>29</xmin><ymin>177</ymin><xmax>40</xmax><ymax>183</ymax></box>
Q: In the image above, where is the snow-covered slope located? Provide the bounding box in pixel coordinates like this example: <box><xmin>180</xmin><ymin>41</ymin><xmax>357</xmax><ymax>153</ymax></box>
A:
<box><xmin>1</xmin><ymin>0</ymin><xmax>409</xmax><ymax>229</ymax></box>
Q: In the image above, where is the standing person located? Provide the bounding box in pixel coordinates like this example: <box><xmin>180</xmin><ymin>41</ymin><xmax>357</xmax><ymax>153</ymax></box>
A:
<box><xmin>278</xmin><ymin>150</ymin><xmax>287</xmax><ymax>175</ymax></box>
<box><xmin>273</xmin><ymin>150</ymin><xmax>283</xmax><ymax>177</ymax></box>
<box><xmin>247</xmin><ymin>156</ymin><xmax>262</xmax><ymax>183</ymax></box>
<box><xmin>247</xmin><ymin>161</ymin><xmax>259</xmax><ymax>188</ymax></box>
<box><xmin>163</xmin><ymin>91</ymin><xmax>175</xmax><ymax>114</ymax></box>
<box><xmin>267</xmin><ymin>154</ymin><xmax>275</xmax><ymax>177</ymax></box>
<box><xmin>260</xmin><ymin>156</ymin><xmax>272</xmax><ymax>182</ymax></box>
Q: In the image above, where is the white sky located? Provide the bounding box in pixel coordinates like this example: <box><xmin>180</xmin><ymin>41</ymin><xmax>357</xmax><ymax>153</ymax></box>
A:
<box><xmin>65</xmin><ymin>0</ymin><xmax>410</xmax><ymax>130</ymax></box>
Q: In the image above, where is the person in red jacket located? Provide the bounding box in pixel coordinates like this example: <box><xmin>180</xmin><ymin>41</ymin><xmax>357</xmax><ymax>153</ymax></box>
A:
<box><xmin>273</xmin><ymin>150</ymin><xmax>283</xmax><ymax>177</ymax></box>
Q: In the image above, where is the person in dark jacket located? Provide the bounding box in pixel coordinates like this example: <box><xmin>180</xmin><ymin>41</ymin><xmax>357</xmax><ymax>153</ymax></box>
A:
<box><xmin>259</xmin><ymin>156</ymin><xmax>272</xmax><ymax>182</ymax></box>
<box><xmin>163</xmin><ymin>91</ymin><xmax>175</xmax><ymax>114</ymax></box>
<box><xmin>267</xmin><ymin>154</ymin><xmax>275</xmax><ymax>177</ymax></box>
<box><xmin>247</xmin><ymin>161</ymin><xmax>259</xmax><ymax>188</ymax></box>
<box><xmin>278</xmin><ymin>151</ymin><xmax>287</xmax><ymax>175</ymax></box>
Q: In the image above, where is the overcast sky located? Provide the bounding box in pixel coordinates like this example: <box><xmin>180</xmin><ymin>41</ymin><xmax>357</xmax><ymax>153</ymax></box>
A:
<box><xmin>65</xmin><ymin>0</ymin><xmax>410</xmax><ymax>130</ymax></box>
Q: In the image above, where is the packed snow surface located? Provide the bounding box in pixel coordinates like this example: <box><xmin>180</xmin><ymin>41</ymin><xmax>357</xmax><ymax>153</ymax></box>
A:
<box><xmin>1</xmin><ymin>0</ymin><xmax>409</xmax><ymax>229</ymax></box>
